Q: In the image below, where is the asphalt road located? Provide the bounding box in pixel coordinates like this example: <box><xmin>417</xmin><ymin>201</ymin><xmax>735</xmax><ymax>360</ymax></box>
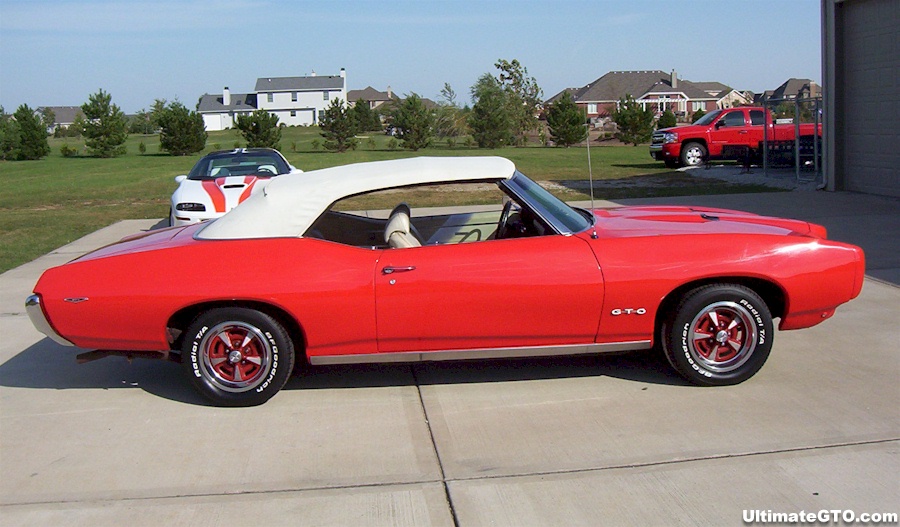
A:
<box><xmin>1</xmin><ymin>190</ymin><xmax>897</xmax><ymax>526</ymax></box>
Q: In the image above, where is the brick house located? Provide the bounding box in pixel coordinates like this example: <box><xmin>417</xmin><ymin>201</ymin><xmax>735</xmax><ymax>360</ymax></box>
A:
<box><xmin>548</xmin><ymin>70</ymin><xmax>723</xmax><ymax>121</ymax></box>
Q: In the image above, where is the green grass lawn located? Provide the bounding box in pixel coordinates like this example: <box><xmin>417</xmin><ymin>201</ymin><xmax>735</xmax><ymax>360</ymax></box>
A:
<box><xmin>0</xmin><ymin>127</ymin><xmax>775</xmax><ymax>273</ymax></box>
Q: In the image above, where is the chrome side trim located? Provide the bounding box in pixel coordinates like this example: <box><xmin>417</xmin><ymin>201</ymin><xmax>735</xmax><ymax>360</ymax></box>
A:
<box><xmin>309</xmin><ymin>340</ymin><xmax>651</xmax><ymax>366</ymax></box>
<box><xmin>25</xmin><ymin>295</ymin><xmax>76</xmax><ymax>347</ymax></box>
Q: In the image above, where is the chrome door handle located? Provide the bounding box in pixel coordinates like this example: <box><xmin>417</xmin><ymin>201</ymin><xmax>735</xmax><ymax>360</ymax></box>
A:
<box><xmin>382</xmin><ymin>266</ymin><xmax>416</xmax><ymax>275</ymax></box>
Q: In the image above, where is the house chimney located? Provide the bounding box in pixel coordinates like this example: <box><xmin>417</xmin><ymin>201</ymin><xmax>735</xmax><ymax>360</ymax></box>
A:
<box><xmin>310</xmin><ymin>70</ymin><xmax>316</xmax><ymax>77</ymax></box>
<box><xmin>223</xmin><ymin>87</ymin><xmax>231</xmax><ymax>106</ymax></box>
<box><xmin>340</xmin><ymin>67</ymin><xmax>346</xmax><ymax>78</ymax></box>
<box><xmin>387</xmin><ymin>85</ymin><xmax>392</xmax><ymax>99</ymax></box>
<box><xmin>671</xmin><ymin>69</ymin><xmax>678</xmax><ymax>89</ymax></box>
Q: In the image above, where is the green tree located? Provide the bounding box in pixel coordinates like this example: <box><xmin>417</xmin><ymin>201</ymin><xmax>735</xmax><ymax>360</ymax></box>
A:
<box><xmin>318</xmin><ymin>98</ymin><xmax>357</xmax><ymax>152</ymax></box>
<box><xmin>691</xmin><ymin>108</ymin><xmax>707</xmax><ymax>123</ymax></box>
<box><xmin>81</xmin><ymin>89</ymin><xmax>128</xmax><ymax>157</ymax></box>
<box><xmin>657</xmin><ymin>109</ymin><xmax>677</xmax><ymax>129</ymax></box>
<box><xmin>13</xmin><ymin>104</ymin><xmax>51</xmax><ymax>160</ymax></box>
<box><xmin>434</xmin><ymin>82</ymin><xmax>468</xmax><ymax>138</ymax></box>
<box><xmin>350</xmin><ymin>100</ymin><xmax>381</xmax><ymax>132</ymax></box>
<box><xmin>469</xmin><ymin>74</ymin><xmax>512</xmax><ymax>148</ymax></box>
<box><xmin>0</xmin><ymin>107</ymin><xmax>22</xmax><ymax>160</ymax></box>
<box><xmin>391</xmin><ymin>93</ymin><xmax>434</xmax><ymax>151</ymax></box>
<box><xmin>495</xmin><ymin>58</ymin><xmax>543</xmax><ymax>146</ymax></box>
<box><xmin>546</xmin><ymin>92</ymin><xmax>587</xmax><ymax>147</ymax></box>
<box><xmin>149</xmin><ymin>98</ymin><xmax>167</xmax><ymax>130</ymax></box>
<box><xmin>235</xmin><ymin>109</ymin><xmax>281</xmax><ymax>148</ymax></box>
<box><xmin>158</xmin><ymin>102</ymin><xmax>207</xmax><ymax>155</ymax></box>
<box><xmin>129</xmin><ymin>110</ymin><xmax>155</xmax><ymax>134</ymax></box>
<box><xmin>612</xmin><ymin>94</ymin><xmax>654</xmax><ymax>146</ymax></box>
<box><xmin>37</xmin><ymin>107</ymin><xmax>56</xmax><ymax>135</ymax></box>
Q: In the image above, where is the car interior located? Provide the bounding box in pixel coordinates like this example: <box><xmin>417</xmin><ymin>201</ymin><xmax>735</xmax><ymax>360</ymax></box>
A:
<box><xmin>306</xmin><ymin>184</ymin><xmax>552</xmax><ymax>249</ymax></box>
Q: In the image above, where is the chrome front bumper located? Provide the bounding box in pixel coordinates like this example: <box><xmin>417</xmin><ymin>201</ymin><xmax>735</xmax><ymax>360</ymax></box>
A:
<box><xmin>25</xmin><ymin>295</ymin><xmax>75</xmax><ymax>346</ymax></box>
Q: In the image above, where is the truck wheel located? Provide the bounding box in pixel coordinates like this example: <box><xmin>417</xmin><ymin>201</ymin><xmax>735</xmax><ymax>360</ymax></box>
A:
<box><xmin>182</xmin><ymin>307</ymin><xmax>295</xmax><ymax>406</ymax></box>
<box><xmin>681</xmin><ymin>142</ymin><xmax>707</xmax><ymax>167</ymax></box>
<box><xmin>661</xmin><ymin>284</ymin><xmax>773</xmax><ymax>386</ymax></box>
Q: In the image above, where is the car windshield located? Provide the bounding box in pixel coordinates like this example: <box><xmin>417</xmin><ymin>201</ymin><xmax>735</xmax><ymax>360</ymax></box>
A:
<box><xmin>504</xmin><ymin>172</ymin><xmax>592</xmax><ymax>234</ymax></box>
<box><xmin>188</xmin><ymin>152</ymin><xmax>290</xmax><ymax>180</ymax></box>
<box><xmin>693</xmin><ymin>109</ymin><xmax>723</xmax><ymax>126</ymax></box>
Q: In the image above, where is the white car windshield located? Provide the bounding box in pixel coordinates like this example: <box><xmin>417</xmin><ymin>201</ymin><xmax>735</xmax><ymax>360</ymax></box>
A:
<box><xmin>188</xmin><ymin>151</ymin><xmax>290</xmax><ymax>180</ymax></box>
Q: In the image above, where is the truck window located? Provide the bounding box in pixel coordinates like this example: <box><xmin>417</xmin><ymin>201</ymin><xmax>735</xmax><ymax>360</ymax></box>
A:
<box><xmin>722</xmin><ymin>111</ymin><xmax>746</xmax><ymax>127</ymax></box>
<box><xmin>750</xmin><ymin>110</ymin><xmax>765</xmax><ymax>126</ymax></box>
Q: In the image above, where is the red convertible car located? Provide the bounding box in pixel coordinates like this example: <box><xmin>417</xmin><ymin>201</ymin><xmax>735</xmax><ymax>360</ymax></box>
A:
<box><xmin>26</xmin><ymin>157</ymin><xmax>865</xmax><ymax>406</ymax></box>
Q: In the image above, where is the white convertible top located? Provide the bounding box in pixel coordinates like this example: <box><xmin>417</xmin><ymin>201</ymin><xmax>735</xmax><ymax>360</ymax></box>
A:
<box><xmin>197</xmin><ymin>156</ymin><xmax>516</xmax><ymax>240</ymax></box>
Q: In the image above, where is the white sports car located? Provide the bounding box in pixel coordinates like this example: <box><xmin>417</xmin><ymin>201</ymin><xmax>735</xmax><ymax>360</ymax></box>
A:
<box><xmin>169</xmin><ymin>148</ymin><xmax>302</xmax><ymax>226</ymax></box>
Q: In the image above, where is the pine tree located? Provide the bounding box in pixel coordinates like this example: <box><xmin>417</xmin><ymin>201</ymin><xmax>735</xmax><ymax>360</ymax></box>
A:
<box><xmin>469</xmin><ymin>74</ymin><xmax>512</xmax><ymax>149</ymax></box>
<box><xmin>318</xmin><ymin>99</ymin><xmax>357</xmax><ymax>152</ymax></box>
<box><xmin>612</xmin><ymin>94</ymin><xmax>655</xmax><ymax>146</ymax></box>
<box><xmin>13</xmin><ymin>104</ymin><xmax>51</xmax><ymax>160</ymax></box>
<box><xmin>158</xmin><ymin>102</ymin><xmax>207</xmax><ymax>155</ymax></box>
<box><xmin>235</xmin><ymin>109</ymin><xmax>281</xmax><ymax>149</ymax></box>
<box><xmin>391</xmin><ymin>93</ymin><xmax>434</xmax><ymax>151</ymax></box>
<box><xmin>546</xmin><ymin>92</ymin><xmax>587</xmax><ymax>147</ymax></box>
<box><xmin>81</xmin><ymin>89</ymin><xmax>128</xmax><ymax>157</ymax></box>
<box><xmin>0</xmin><ymin>107</ymin><xmax>22</xmax><ymax>160</ymax></box>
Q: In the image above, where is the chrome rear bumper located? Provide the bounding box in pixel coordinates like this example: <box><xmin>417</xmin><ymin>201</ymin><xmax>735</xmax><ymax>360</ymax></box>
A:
<box><xmin>25</xmin><ymin>295</ymin><xmax>75</xmax><ymax>346</ymax></box>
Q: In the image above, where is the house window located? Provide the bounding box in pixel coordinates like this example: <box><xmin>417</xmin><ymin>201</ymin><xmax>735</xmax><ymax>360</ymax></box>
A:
<box><xmin>692</xmin><ymin>101</ymin><xmax>704</xmax><ymax>112</ymax></box>
<box><xmin>587</xmin><ymin>103</ymin><xmax>598</xmax><ymax>114</ymax></box>
<box><xmin>323</xmin><ymin>91</ymin><xmax>329</xmax><ymax>101</ymax></box>
<box><xmin>291</xmin><ymin>92</ymin><xmax>297</xmax><ymax>102</ymax></box>
<box><xmin>290</xmin><ymin>110</ymin><xmax>297</xmax><ymax>117</ymax></box>
<box><xmin>267</xmin><ymin>93</ymin><xmax>273</xmax><ymax>103</ymax></box>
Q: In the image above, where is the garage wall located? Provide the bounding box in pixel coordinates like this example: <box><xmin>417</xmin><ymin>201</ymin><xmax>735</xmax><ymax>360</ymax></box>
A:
<box><xmin>828</xmin><ymin>0</ymin><xmax>899</xmax><ymax>197</ymax></box>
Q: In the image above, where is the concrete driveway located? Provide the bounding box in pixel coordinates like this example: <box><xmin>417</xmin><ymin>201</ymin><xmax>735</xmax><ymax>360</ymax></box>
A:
<box><xmin>1</xmin><ymin>191</ymin><xmax>897</xmax><ymax>526</ymax></box>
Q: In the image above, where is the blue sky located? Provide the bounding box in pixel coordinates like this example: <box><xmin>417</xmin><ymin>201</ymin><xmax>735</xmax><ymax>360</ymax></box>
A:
<box><xmin>0</xmin><ymin>0</ymin><xmax>823</xmax><ymax>113</ymax></box>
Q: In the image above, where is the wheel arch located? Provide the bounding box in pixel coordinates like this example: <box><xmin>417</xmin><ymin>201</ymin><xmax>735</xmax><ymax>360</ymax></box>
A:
<box><xmin>167</xmin><ymin>300</ymin><xmax>307</xmax><ymax>357</ymax></box>
<box><xmin>655</xmin><ymin>276</ymin><xmax>786</xmax><ymax>335</ymax></box>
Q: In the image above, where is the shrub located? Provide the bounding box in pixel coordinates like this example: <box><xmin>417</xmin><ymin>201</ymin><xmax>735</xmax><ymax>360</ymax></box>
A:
<box><xmin>657</xmin><ymin>110</ymin><xmax>677</xmax><ymax>129</ymax></box>
<box><xmin>60</xmin><ymin>144</ymin><xmax>78</xmax><ymax>157</ymax></box>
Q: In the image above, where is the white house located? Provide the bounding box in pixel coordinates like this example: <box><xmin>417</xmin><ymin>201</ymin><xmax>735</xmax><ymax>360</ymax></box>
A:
<box><xmin>198</xmin><ymin>69</ymin><xmax>347</xmax><ymax>131</ymax></box>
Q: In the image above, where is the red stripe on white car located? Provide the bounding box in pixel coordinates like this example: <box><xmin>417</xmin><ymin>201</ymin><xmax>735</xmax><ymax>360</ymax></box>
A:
<box><xmin>201</xmin><ymin>179</ymin><xmax>227</xmax><ymax>213</ymax></box>
<box><xmin>239</xmin><ymin>176</ymin><xmax>267</xmax><ymax>203</ymax></box>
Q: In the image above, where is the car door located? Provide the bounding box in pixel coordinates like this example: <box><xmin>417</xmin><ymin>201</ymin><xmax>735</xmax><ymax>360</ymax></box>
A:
<box><xmin>709</xmin><ymin>109</ymin><xmax>749</xmax><ymax>155</ymax></box>
<box><xmin>374</xmin><ymin>235</ymin><xmax>604</xmax><ymax>353</ymax></box>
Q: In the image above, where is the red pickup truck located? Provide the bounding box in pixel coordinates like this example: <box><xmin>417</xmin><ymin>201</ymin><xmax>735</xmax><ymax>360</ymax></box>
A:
<box><xmin>650</xmin><ymin>107</ymin><xmax>821</xmax><ymax>168</ymax></box>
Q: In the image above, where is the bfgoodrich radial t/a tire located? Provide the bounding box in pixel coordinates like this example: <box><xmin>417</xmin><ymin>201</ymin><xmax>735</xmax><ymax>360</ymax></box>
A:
<box><xmin>662</xmin><ymin>284</ymin><xmax>773</xmax><ymax>386</ymax></box>
<box><xmin>182</xmin><ymin>307</ymin><xmax>295</xmax><ymax>406</ymax></box>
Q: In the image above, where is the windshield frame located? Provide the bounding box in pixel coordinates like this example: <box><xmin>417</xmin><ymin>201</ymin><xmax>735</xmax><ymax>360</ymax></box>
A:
<box><xmin>501</xmin><ymin>171</ymin><xmax>592</xmax><ymax>236</ymax></box>
<box><xmin>187</xmin><ymin>150</ymin><xmax>290</xmax><ymax>181</ymax></box>
<box><xmin>692</xmin><ymin>109</ymin><xmax>723</xmax><ymax>126</ymax></box>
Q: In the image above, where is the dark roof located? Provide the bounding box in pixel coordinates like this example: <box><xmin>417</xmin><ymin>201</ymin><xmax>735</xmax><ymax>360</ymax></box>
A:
<box><xmin>570</xmin><ymin>70</ymin><xmax>715</xmax><ymax>103</ymax></box>
<box><xmin>197</xmin><ymin>93</ymin><xmax>258</xmax><ymax>113</ymax></box>
<box><xmin>691</xmin><ymin>81</ymin><xmax>731</xmax><ymax>95</ymax></box>
<box><xmin>37</xmin><ymin>106</ymin><xmax>83</xmax><ymax>124</ymax></box>
<box><xmin>347</xmin><ymin>86</ymin><xmax>394</xmax><ymax>103</ymax></box>
<box><xmin>771</xmin><ymin>78</ymin><xmax>819</xmax><ymax>100</ymax></box>
<box><xmin>255</xmin><ymin>75</ymin><xmax>344</xmax><ymax>92</ymax></box>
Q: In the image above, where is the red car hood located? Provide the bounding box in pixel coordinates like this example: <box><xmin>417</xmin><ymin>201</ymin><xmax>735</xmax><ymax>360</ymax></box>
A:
<box><xmin>592</xmin><ymin>206</ymin><xmax>826</xmax><ymax>238</ymax></box>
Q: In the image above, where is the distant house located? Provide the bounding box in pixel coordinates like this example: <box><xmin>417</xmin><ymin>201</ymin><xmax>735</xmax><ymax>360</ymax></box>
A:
<box><xmin>198</xmin><ymin>69</ymin><xmax>347</xmax><ymax>131</ymax></box>
<box><xmin>548</xmin><ymin>70</ymin><xmax>720</xmax><ymax>120</ymax></box>
<box><xmin>347</xmin><ymin>86</ymin><xmax>396</xmax><ymax>109</ymax></box>
<box><xmin>37</xmin><ymin>106</ymin><xmax>83</xmax><ymax>133</ymax></box>
<box><xmin>770</xmin><ymin>78</ymin><xmax>821</xmax><ymax>101</ymax></box>
<box><xmin>690</xmin><ymin>81</ymin><xmax>753</xmax><ymax>109</ymax></box>
<box><xmin>197</xmin><ymin>90</ymin><xmax>258</xmax><ymax>131</ymax></box>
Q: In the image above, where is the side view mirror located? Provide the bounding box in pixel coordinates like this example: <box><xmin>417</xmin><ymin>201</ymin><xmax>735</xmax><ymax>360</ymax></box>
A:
<box><xmin>715</xmin><ymin>120</ymin><xmax>725</xmax><ymax>129</ymax></box>
<box><xmin>175</xmin><ymin>175</ymin><xmax>187</xmax><ymax>184</ymax></box>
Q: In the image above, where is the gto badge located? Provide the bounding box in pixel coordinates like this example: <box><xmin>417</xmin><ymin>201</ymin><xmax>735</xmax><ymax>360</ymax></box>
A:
<box><xmin>611</xmin><ymin>308</ymin><xmax>646</xmax><ymax>316</ymax></box>
<box><xmin>64</xmin><ymin>297</ymin><xmax>90</xmax><ymax>304</ymax></box>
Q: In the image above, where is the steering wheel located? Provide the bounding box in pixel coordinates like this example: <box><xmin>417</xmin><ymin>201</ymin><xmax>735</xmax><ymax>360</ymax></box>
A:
<box><xmin>257</xmin><ymin>167</ymin><xmax>276</xmax><ymax>176</ymax></box>
<box><xmin>496</xmin><ymin>200</ymin><xmax>514</xmax><ymax>240</ymax></box>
